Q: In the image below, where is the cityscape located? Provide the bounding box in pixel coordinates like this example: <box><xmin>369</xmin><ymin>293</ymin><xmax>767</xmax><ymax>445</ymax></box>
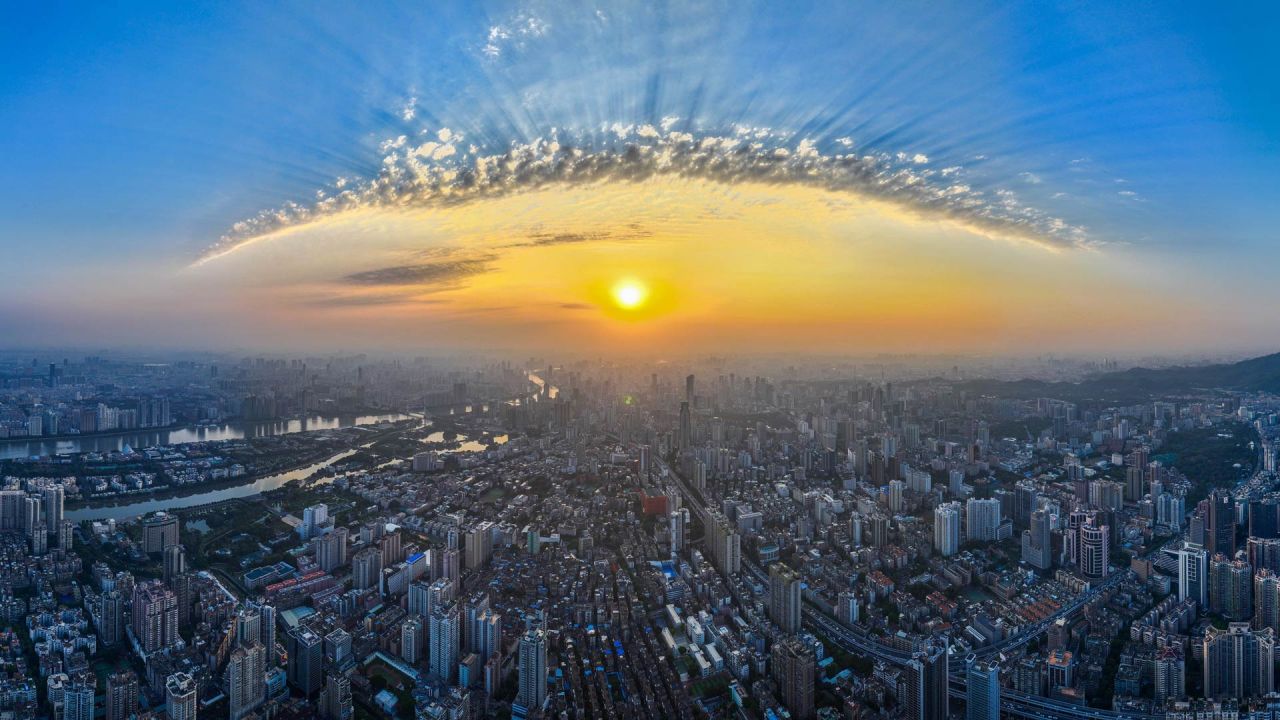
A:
<box><xmin>4</xmin><ymin>2</ymin><xmax>1280</xmax><ymax>720</ymax></box>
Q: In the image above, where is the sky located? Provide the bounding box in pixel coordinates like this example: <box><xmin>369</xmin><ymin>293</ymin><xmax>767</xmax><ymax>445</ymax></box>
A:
<box><xmin>2</xmin><ymin>1</ymin><xmax>1279</xmax><ymax>356</ymax></box>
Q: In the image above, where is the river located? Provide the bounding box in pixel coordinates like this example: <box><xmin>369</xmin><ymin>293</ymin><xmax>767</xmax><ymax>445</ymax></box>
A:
<box><xmin>0</xmin><ymin>413</ymin><xmax>411</xmax><ymax>461</ymax></box>
<box><xmin>66</xmin><ymin>424</ymin><xmax>509</xmax><ymax>522</ymax></box>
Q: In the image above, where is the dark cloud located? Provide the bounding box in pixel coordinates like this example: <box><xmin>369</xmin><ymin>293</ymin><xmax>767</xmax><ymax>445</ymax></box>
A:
<box><xmin>342</xmin><ymin>256</ymin><xmax>497</xmax><ymax>286</ymax></box>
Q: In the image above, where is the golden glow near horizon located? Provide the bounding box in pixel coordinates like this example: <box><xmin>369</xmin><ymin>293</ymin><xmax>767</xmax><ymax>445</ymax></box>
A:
<box><xmin>612</xmin><ymin>279</ymin><xmax>648</xmax><ymax>310</ymax></box>
<box><xmin>188</xmin><ymin>175</ymin><xmax>1188</xmax><ymax>352</ymax></box>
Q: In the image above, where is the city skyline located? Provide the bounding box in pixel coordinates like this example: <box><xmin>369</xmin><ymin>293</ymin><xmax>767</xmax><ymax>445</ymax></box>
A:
<box><xmin>4</xmin><ymin>2</ymin><xmax>1280</xmax><ymax>353</ymax></box>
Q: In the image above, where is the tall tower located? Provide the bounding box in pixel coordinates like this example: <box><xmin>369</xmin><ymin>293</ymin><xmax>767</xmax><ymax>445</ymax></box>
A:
<box><xmin>1208</xmin><ymin>489</ymin><xmax>1237</xmax><ymax>558</ymax></box>
<box><xmin>517</xmin><ymin>628</ymin><xmax>548</xmax><ymax>712</ymax></box>
<box><xmin>965</xmin><ymin>656</ymin><xmax>1000</xmax><ymax>720</ymax></box>
<box><xmin>767</xmin><ymin>563</ymin><xmax>803</xmax><ymax>634</ymax></box>
<box><xmin>165</xmin><ymin>672</ymin><xmax>198</xmax><ymax>720</ymax></box>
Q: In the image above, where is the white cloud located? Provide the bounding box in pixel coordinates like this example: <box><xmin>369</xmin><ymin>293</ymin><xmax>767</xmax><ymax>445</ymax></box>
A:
<box><xmin>199</xmin><ymin>124</ymin><xmax>1093</xmax><ymax>264</ymax></box>
<box><xmin>481</xmin><ymin>12</ymin><xmax>549</xmax><ymax>58</ymax></box>
<box><xmin>401</xmin><ymin>97</ymin><xmax>417</xmax><ymax>122</ymax></box>
<box><xmin>1019</xmin><ymin>172</ymin><xmax>1042</xmax><ymax>184</ymax></box>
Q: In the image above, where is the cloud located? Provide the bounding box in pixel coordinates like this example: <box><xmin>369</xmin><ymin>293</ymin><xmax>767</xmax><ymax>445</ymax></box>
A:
<box><xmin>1019</xmin><ymin>172</ymin><xmax>1042</xmax><ymax>184</ymax></box>
<box><xmin>304</xmin><ymin>293</ymin><xmax>448</xmax><ymax>308</ymax></box>
<box><xmin>401</xmin><ymin>97</ymin><xmax>417</xmax><ymax>122</ymax></box>
<box><xmin>559</xmin><ymin>302</ymin><xmax>593</xmax><ymax>310</ymax></box>
<box><xmin>199</xmin><ymin>124</ymin><xmax>1093</xmax><ymax>264</ymax></box>
<box><xmin>342</xmin><ymin>255</ymin><xmax>497</xmax><ymax>287</ymax></box>
<box><xmin>482</xmin><ymin>12</ymin><xmax>548</xmax><ymax>58</ymax></box>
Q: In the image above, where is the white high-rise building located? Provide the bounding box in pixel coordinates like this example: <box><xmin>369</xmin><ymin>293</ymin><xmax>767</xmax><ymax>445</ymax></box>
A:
<box><xmin>965</xmin><ymin>497</ymin><xmax>1001</xmax><ymax>542</ymax></box>
<box><xmin>1177</xmin><ymin>542</ymin><xmax>1209</xmax><ymax>608</ymax></box>
<box><xmin>934</xmin><ymin>502</ymin><xmax>961</xmax><ymax>557</ymax></box>
<box><xmin>165</xmin><ymin>672</ymin><xmax>198</xmax><ymax>720</ymax></box>
<box><xmin>429</xmin><ymin>603</ymin><xmax>460</xmax><ymax>684</ymax></box>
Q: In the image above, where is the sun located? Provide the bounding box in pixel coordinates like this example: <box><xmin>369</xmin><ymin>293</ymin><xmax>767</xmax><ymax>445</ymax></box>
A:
<box><xmin>611</xmin><ymin>279</ymin><xmax>648</xmax><ymax>310</ymax></box>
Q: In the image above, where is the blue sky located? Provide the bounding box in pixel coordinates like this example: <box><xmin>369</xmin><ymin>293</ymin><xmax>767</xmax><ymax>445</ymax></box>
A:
<box><xmin>2</xmin><ymin>1</ymin><xmax>1278</xmax><ymax>352</ymax></box>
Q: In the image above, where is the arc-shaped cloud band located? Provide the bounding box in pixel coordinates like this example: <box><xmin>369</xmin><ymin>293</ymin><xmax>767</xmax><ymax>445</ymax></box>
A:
<box><xmin>195</xmin><ymin>122</ymin><xmax>1090</xmax><ymax>266</ymax></box>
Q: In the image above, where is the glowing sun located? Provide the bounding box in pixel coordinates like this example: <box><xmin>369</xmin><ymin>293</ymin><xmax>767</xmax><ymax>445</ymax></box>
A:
<box><xmin>612</xmin><ymin>279</ymin><xmax>648</xmax><ymax>310</ymax></box>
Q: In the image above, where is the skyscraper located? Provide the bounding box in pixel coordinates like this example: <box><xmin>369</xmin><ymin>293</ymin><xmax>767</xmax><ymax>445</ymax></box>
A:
<box><xmin>934</xmin><ymin>502</ymin><xmax>961</xmax><ymax>557</ymax></box>
<box><xmin>64</xmin><ymin>678</ymin><xmax>96</xmax><ymax>720</ymax></box>
<box><xmin>1021</xmin><ymin>510</ymin><xmax>1053</xmax><ymax>570</ymax></box>
<box><xmin>429</xmin><ymin>601</ymin><xmax>460</xmax><ymax>684</ymax></box>
<box><xmin>1177</xmin><ymin>542</ymin><xmax>1209</xmax><ymax>608</ymax></box>
<box><xmin>132</xmin><ymin>580</ymin><xmax>178</xmax><ymax>654</ymax></box>
<box><xmin>517</xmin><ymin>628</ymin><xmax>547</xmax><ymax>712</ymax></box>
<box><xmin>227</xmin><ymin>642</ymin><xmax>267</xmax><ymax>719</ymax></box>
<box><xmin>770</xmin><ymin>636</ymin><xmax>816</xmax><ymax>720</ymax></box>
<box><xmin>1203</xmin><ymin>623</ymin><xmax>1274</xmax><ymax>699</ymax></box>
<box><xmin>965</xmin><ymin>657</ymin><xmax>1000</xmax><ymax>720</ymax></box>
<box><xmin>1257</xmin><ymin>568</ymin><xmax>1280</xmax><ymax>633</ymax></box>
<box><xmin>1208</xmin><ymin>489</ymin><xmax>1237</xmax><ymax>558</ymax></box>
<box><xmin>1078</xmin><ymin>521</ymin><xmax>1109</xmax><ymax>579</ymax></box>
<box><xmin>767</xmin><ymin>563</ymin><xmax>802</xmax><ymax>634</ymax></box>
<box><xmin>402</xmin><ymin>616</ymin><xmax>423</xmax><ymax>664</ymax></box>
<box><xmin>106</xmin><ymin>670</ymin><xmax>139</xmax><ymax>720</ymax></box>
<box><xmin>904</xmin><ymin>642</ymin><xmax>949</xmax><ymax>720</ymax></box>
<box><xmin>1153</xmin><ymin>646</ymin><xmax>1186</xmax><ymax>702</ymax></box>
<box><xmin>286</xmin><ymin>626</ymin><xmax>324</xmax><ymax>697</ymax></box>
<box><xmin>964</xmin><ymin>497</ymin><xmax>1001</xmax><ymax>542</ymax></box>
<box><xmin>165</xmin><ymin>672</ymin><xmax>197</xmax><ymax>720</ymax></box>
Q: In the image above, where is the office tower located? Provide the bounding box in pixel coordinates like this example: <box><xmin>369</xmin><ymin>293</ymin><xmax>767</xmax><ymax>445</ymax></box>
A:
<box><xmin>325</xmin><ymin>628</ymin><xmax>353</xmax><ymax>667</ymax></box>
<box><xmin>1153</xmin><ymin>647</ymin><xmax>1186</xmax><ymax>702</ymax></box>
<box><xmin>1257</xmin><ymin>569</ymin><xmax>1280</xmax><ymax>632</ymax></box>
<box><xmin>257</xmin><ymin>602</ymin><xmax>278</xmax><ymax>666</ymax></box>
<box><xmin>678</xmin><ymin>401</ymin><xmax>692</xmax><ymax>451</ymax></box>
<box><xmin>402</xmin><ymin>617</ymin><xmax>423</xmax><ymax>664</ymax></box>
<box><xmin>771</xmin><ymin>636</ymin><xmax>816</xmax><ymax>720</ymax></box>
<box><xmin>965</xmin><ymin>497</ymin><xmax>1001</xmax><ymax>542</ymax></box>
<box><xmin>132</xmin><ymin>580</ymin><xmax>178</xmax><ymax>653</ymax></box>
<box><xmin>965</xmin><ymin>657</ymin><xmax>1000</xmax><ymax>720</ymax></box>
<box><xmin>517</xmin><ymin>628</ymin><xmax>548</xmax><ymax>712</ymax></box>
<box><xmin>1209</xmin><ymin>555</ymin><xmax>1253</xmax><ymax>621</ymax></box>
<box><xmin>1020</xmin><ymin>509</ymin><xmax>1053</xmax><ymax>570</ymax></box>
<box><xmin>1013</xmin><ymin>482</ymin><xmax>1038</xmax><ymax>527</ymax></box>
<box><xmin>1203</xmin><ymin>623</ymin><xmax>1275</xmax><ymax>699</ymax></box>
<box><xmin>162</xmin><ymin>544</ymin><xmax>186</xmax><ymax>582</ymax></box>
<box><xmin>319</xmin><ymin>673</ymin><xmax>353</xmax><ymax>720</ymax></box>
<box><xmin>1079</xmin><ymin>521</ymin><xmax>1109</xmax><ymax>579</ymax></box>
<box><xmin>106</xmin><ymin>670</ymin><xmax>139</xmax><ymax>720</ymax></box>
<box><xmin>143</xmin><ymin>512</ymin><xmax>180</xmax><ymax>553</ymax></box>
<box><xmin>352</xmin><ymin>547</ymin><xmax>382</xmax><ymax>590</ymax></box>
<box><xmin>99</xmin><ymin>590</ymin><xmax>125</xmax><ymax>645</ymax></box>
<box><xmin>58</xmin><ymin>518</ymin><xmax>73</xmax><ymax>551</ymax></box>
<box><xmin>1208</xmin><ymin>489</ymin><xmax>1237</xmax><ymax>558</ymax></box>
<box><xmin>934</xmin><ymin>502</ymin><xmax>961</xmax><ymax>557</ymax></box>
<box><xmin>429</xmin><ymin>602</ymin><xmax>461</xmax><ymax>684</ymax></box>
<box><xmin>1250</xmin><ymin>497</ymin><xmax>1280</xmax><ymax>539</ymax></box>
<box><xmin>1177</xmin><ymin>542</ymin><xmax>1210</xmax><ymax>608</ymax></box>
<box><xmin>227</xmin><ymin>642</ymin><xmax>267</xmax><ymax>719</ymax></box>
<box><xmin>443</xmin><ymin>547</ymin><xmax>461</xmax><ymax>584</ymax></box>
<box><xmin>686</xmin><ymin>373</ymin><xmax>695</xmax><ymax>402</ymax></box>
<box><xmin>165</xmin><ymin>672</ymin><xmax>197</xmax><ymax>720</ymax></box>
<box><xmin>669</xmin><ymin>508</ymin><xmax>686</xmax><ymax>553</ymax></box>
<box><xmin>286</xmin><ymin>626</ymin><xmax>324</xmax><ymax>697</ymax></box>
<box><xmin>904</xmin><ymin>642</ymin><xmax>949</xmax><ymax>720</ymax></box>
<box><xmin>64</xmin><ymin>677</ymin><xmax>96</xmax><ymax>720</ymax></box>
<box><xmin>768</xmin><ymin>563</ymin><xmax>803</xmax><ymax>634</ymax></box>
<box><xmin>312</xmin><ymin>526</ymin><xmax>349</xmax><ymax>572</ymax></box>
